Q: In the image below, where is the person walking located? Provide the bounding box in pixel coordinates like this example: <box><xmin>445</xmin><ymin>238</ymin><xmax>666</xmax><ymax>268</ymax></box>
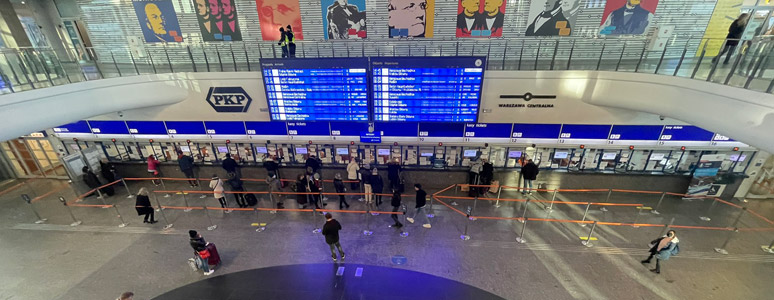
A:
<box><xmin>228</xmin><ymin>172</ymin><xmax>247</xmax><ymax>208</ymax></box>
<box><xmin>641</xmin><ymin>230</ymin><xmax>680</xmax><ymax>274</ymax></box>
<box><xmin>333</xmin><ymin>173</ymin><xmax>350</xmax><ymax>209</ymax></box>
<box><xmin>286</xmin><ymin>25</ymin><xmax>297</xmax><ymax>58</ymax></box>
<box><xmin>520</xmin><ymin>159</ymin><xmax>539</xmax><ymax>195</ymax></box>
<box><xmin>714</xmin><ymin>13</ymin><xmax>749</xmax><ymax>65</ymax></box>
<box><xmin>135</xmin><ymin>187</ymin><xmax>156</xmax><ymax>224</ymax></box>
<box><xmin>222</xmin><ymin>153</ymin><xmax>240</xmax><ymax>177</ymax></box>
<box><xmin>278</xmin><ymin>27</ymin><xmax>289</xmax><ymax>58</ymax></box>
<box><xmin>178</xmin><ymin>151</ymin><xmax>198</xmax><ymax>187</ymax></box>
<box><xmin>294</xmin><ymin>174</ymin><xmax>309</xmax><ymax>208</ymax></box>
<box><xmin>209</xmin><ymin>174</ymin><xmax>229</xmax><ymax>212</ymax></box>
<box><xmin>322</xmin><ymin>213</ymin><xmax>345</xmax><ymax>262</ymax></box>
<box><xmin>147</xmin><ymin>155</ymin><xmax>161</xmax><ymax>186</ymax></box>
<box><xmin>370</xmin><ymin>168</ymin><xmax>384</xmax><ymax>207</ymax></box>
<box><xmin>387</xmin><ymin>158</ymin><xmax>402</xmax><ymax>192</ymax></box>
<box><xmin>406</xmin><ymin>184</ymin><xmax>431</xmax><ymax>228</ymax></box>
<box><xmin>267</xmin><ymin>173</ymin><xmax>284</xmax><ymax>209</ymax></box>
<box><xmin>189</xmin><ymin>230</ymin><xmax>214</xmax><ymax>275</ymax></box>
<box><xmin>390</xmin><ymin>189</ymin><xmax>403</xmax><ymax>228</ymax></box>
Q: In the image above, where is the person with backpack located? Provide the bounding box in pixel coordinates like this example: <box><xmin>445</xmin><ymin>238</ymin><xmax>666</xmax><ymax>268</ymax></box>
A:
<box><xmin>641</xmin><ymin>230</ymin><xmax>680</xmax><ymax>274</ymax></box>
<box><xmin>520</xmin><ymin>159</ymin><xmax>539</xmax><ymax>195</ymax></box>
<box><xmin>322</xmin><ymin>213</ymin><xmax>345</xmax><ymax>262</ymax></box>
<box><xmin>189</xmin><ymin>230</ymin><xmax>214</xmax><ymax>275</ymax></box>
<box><xmin>227</xmin><ymin>172</ymin><xmax>247</xmax><ymax>208</ymax></box>
<box><xmin>333</xmin><ymin>173</ymin><xmax>350</xmax><ymax>209</ymax></box>
<box><xmin>406</xmin><ymin>184</ymin><xmax>431</xmax><ymax>229</ymax></box>
<box><xmin>178</xmin><ymin>151</ymin><xmax>197</xmax><ymax>187</ymax></box>
<box><xmin>209</xmin><ymin>174</ymin><xmax>229</xmax><ymax>212</ymax></box>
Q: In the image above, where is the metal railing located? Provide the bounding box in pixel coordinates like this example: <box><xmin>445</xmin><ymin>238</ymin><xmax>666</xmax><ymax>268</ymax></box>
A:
<box><xmin>1</xmin><ymin>37</ymin><xmax>773</xmax><ymax>94</ymax></box>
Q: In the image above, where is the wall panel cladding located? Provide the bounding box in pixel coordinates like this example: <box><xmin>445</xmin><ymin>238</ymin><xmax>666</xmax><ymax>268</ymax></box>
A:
<box><xmin>77</xmin><ymin>0</ymin><xmax>718</xmax><ymax>66</ymax></box>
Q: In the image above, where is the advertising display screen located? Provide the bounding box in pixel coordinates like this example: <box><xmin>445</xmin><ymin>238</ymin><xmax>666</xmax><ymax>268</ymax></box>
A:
<box><xmin>295</xmin><ymin>147</ymin><xmax>308</xmax><ymax>154</ymax></box>
<box><xmin>508</xmin><ymin>151</ymin><xmax>522</xmax><ymax>158</ymax></box>
<box><xmin>377</xmin><ymin>149</ymin><xmax>390</xmax><ymax>155</ymax></box>
<box><xmin>371</xmin><ymin>56</ymin><xmax>485</xmax><ymax>122</ymax></box>
<box><xmin>602</xmin><ymin>152</ymin><xmax>618</xmax><ymax>160</ymax></box>
<box><xmin>256</xmin><ymin>147</ymin><xmax>268</xmax><ymax>154</ymax></box>
<box><xmin>421</xmin><ymin>152</ymin><xmax>434</xmax><ymax>157</ymax></box>
<box><xmin>217</xmin><ymin>146</ymin><xmax>229</xmax><ymax>153</ymax></box>
<box><xmin>553</xmin><ymin>152</ymin><xmax>569</xmax><ymax>159</ymax></box>
<box><xmin>463</xmin><ymin>150</ymin><xmax>478</xmax><ymax>157</ymax></box>
<box><xmin>261</xmin><ymin>58</ymin><xmax>369</xmax><ymax>121</ymax></box>
<box><xmin>336</xmin><ymin>148</ymin><xmax>349</xmax><ymax>155</ymax></box>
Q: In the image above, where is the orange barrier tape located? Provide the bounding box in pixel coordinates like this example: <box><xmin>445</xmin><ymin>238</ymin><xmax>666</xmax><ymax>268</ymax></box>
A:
<box><xmin>472</xmin><ymin>215</ymin><xmax>525</xmax><ymax>221</ymax></box>
<box><xmin>255</xmin><ymin>207</ymin><xmax>314</xmax><ymax>213</ymax></box>
<box><xmin>670</xmin><ymin>225</ymin><xmax>733</xmax><ymax>231</ymax></box>
<box><xmin>591</xmin><ymin>202</ymin><xmax>643</xmax><ymax>207</ymax></box>
<box><xmin>611</xmin><ymin>189</ymin><xmax>663</xmax><ymax>195</ymax></box>
<box><xmin>665</xmin><ymin>192</ymin><xmax>687</xmax><ymax>197</ymax></box>
<box><xmin>435</xmin><ymin>195</ymin><xmax>643</xmax><ymax>207</ymax></box>
<box><xmin>97</xmin><ymin>179</ymin><xmax>122</xmax><ymax>190</ymax></box>
<box><xmin>595</xmin><ymin>221</ymin><xmax>664</xmax><ymax>227</ymax></box>
<box><xmin>0</xmin><ymin>182</ymin><xmax>24</xmax><ymax>197</ymax></box>
<box><xmin>746</xmin><ymin>209</ymin><xmax>774</xmax><ymax>225</ymax></box>
<box><xmin>433</xmin><ymin>184</ymin><xmax>458</xmax><ymax>196</ymax></box>
<box><xmin>71</xmin><ymin>188</ymin><xmax>99</xmax><ymax>204</ymax></box>
<box><xmin>714</xmin><ymin>198</ymin><xmax>743</xmax><ymax>209</ymax></box>
<box><xmin>161</xmin><ymin>206</ymin><xmax>204</xmax><ymax>210</ymax></box>
<box><xmin>527</xmin><ymin>218</ymin><xmax>594</xmax><ymax>224</ymax></box>
<box><xmin>206</xmin><ymin>207</ymin><xmax>256</xmax><ymax>211</ymax></box>
<box><xmin>69</xmin><ymin>203</ymin><xmax>112</xmax><ymax>208</ymax></box>
<box><xmin>500</xmin><ymin>186</ymin><xmax>553</xmax><ymax>192</ymax></box>
<box><xmin>30</xmin><ymin>185</ymin><xmax>68</xmax><ymax>203</ymax></box>
<box><xmin>433</xmin><ymin>196</ymin><xmax>468</xmax><ymax>217</ymax></box>
<box><xmin>737</xmin><ymin>227</ymin><xmax>774</xmax><ymax>232</ymax></box>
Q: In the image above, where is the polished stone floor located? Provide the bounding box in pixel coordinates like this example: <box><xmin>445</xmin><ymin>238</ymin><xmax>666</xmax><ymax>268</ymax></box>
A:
<box><xmin>1</xmin><ymin>176</ymin><xmax>773</xmax><ymax>300</ymax></box>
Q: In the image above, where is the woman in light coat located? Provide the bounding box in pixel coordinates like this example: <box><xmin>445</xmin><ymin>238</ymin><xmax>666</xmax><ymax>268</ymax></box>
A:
<box><xmin>209</xmin><ymin>174</ymin><xmax>228</xmax><ymax>210</ymax></box>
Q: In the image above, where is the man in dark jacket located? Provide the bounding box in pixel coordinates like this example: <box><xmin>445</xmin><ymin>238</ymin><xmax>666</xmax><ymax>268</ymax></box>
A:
<box><xmin>178</xmin><ymin>151</ymin><xmax>197</xmax><ymax>187</ymax></box>
<box><xmin>390</xmin><ymin>189</ymin><xmax>403</xmax><ymax>228</ymax></box>
<box><xmin>406</xmin><ymin>184</ymin><xmax>431</xmax><ymax>228</ymax></box>
<box><xmin>82</xmin><ymin>166</ymin><xmax>102</xmax><ymax>198</ymax></box>
<box><xmin>480</xmin><ymin>158</ymin><xmax>494</xmax><ymax>194</ymax></box>
<box><xmin>222</xmin><ymin>153</ymin><xmax>239</xmax><ymax>176</ymax></box>
<box><xmin>387</xmin><ymin>158</ymin><xmax>402</xmax><ymax>192</ymax></box>
<box><xmin>189</xmin><ymin>230</ymin><xmax>213</xmax><ymax>275</ymax></box>
<box><xmin>714</xmin><ymin>13</ymin><xmax>749</xmax><ymax>64</ymax></box>
<box><xmin>228</xmin><ymin>173</ymin><xmax>247</xmax><ymax>208</ymax></box>
<box><xmin>322</xmin><ymin>213</ymin><xmax>345</xmax><ymax>262</ymax></box>
<box><xmin>520</xmin><ymin>159</ymin><xmax>539</xmax><ymax>195</ymax></box>
<box><xmin>305</xmin><ymin>155</ymin><xmax>321</xmax><ymax>176</ymax></box>
<box><xmin>263</xmin><ymin>156</ymin><xmax>280</xmax><ymax>178</ymax></box>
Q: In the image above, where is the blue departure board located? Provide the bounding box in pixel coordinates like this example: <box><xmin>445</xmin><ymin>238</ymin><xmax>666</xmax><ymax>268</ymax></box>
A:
<box><xmin>371</xmin><ymin>57</ymin><xmax>485</xmax><ymax>122</ymax></box>
<box><xmin>261</xmin><ymin>58</ymin><xmax>369</xmax><ymax>122</ymax></box>
<box><xmin>464</xmin><ymin>123</ymin><xmax>513</xmax><ymax>138</ymax></box>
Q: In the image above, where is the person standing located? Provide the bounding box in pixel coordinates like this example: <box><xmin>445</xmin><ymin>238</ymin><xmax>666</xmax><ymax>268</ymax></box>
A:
<box><xmin>362</xmin><ymin>165</ymin><xmax>373</xmax><ymax>204</ymax></box>
<box><xmin>307</xmin><ymin>173</ymin><xmax>323</xmax><ymax>209</ymax></box>
<box><xmin>228</xmin><ymin>173</ymin><xmax>247</xmax><ymax>208</ymax></box>
<box><xmin>346</xmin><ymin>158</ymin><xmax>359</xmax><ymax>189</ymax></box>
<box><xmin>333</xmin><ymin>173</ymin><xmax>350</xmax><ymax>209</ymax></box>
<box><xmin>81</xmin><ymin>166</ymin><xmax>102</xmax><ymax>198</ymax></box>
<box><xmin>222</xmin><ymin>153</ymin><xmax>240</xmax><ymax>177</ymax></box>
<box><xmin>714</xmin><ymin>13</ymin><xmax>750</xmax><ymax>65</ymax></box>
<box><xmin>189</xmin><ymin>230</ymin><xmax>214</xmax><ymax>275</ymax></box>
<box><xmin>210</xmin><ymin>174</ymin><xmax>229</xmax><ymax>211</ymax></box>
<box><xmin>480</xmin><ymin>158</ymin><xmax>494</xmax><ymax>195</ymax></box>
<box><xmin>406</xmin><ymin>184</ymin><xmax>431</xmax><ymax>228</ymax></box>
<box><xmin>135</xmin><ymin>187</ymin><xmax>156</xmax><ymax>224</ymax></box>
<box><xmin>147</xmin><ymin>154</ymin><xmax>161</xmax><ymax>186</ymax></box>
<box><xmin>263</xmin><ymin>156</ymin><xmax>280</xmax><ymax>178</ymax></box>
<box><xmin>370</xmin><ymin>168</ymin><xmax>384</xmax><ymax>207</ymax></box>
<box><xmin>286</xmin><ymin>25</ymin><xmax>296</xmax><ymax>58</ymax></box>
<box><xmin>267</xmin><ymin>173</ymin><xmax>283</xmax><ymax>208</ymax></box>
<box><xmin>322</xmin><ymin>213</ymin><xmax>345</xmax><ymax>262</ymax></box>
<box><xmin>641</xmin><ymin>230</ymin><xmax>680</xmax><ymax>274</ymax></box>
<box><xmin>178</xmin><ymin>151</ymin><xmax>198</xmax><ymax>187</ymax></box>
<box><xmin>294</xmin><ymin>174</ymin><xmax>309</xmax><ymax>208</ymax></box>
<box><xmin>305</xmin><ymin>154</ymin><xmax>322</xmax><ymax>177</ymax></box>
<box><xmin>387</xmin><ymin>158</ymin><xmax>403</xmax><ymax>192</ymax></box>
<box><xmin>520</xmin><ymin>159</ymin><xmax>539</xmax><ymax>195</ymax></box>
<box><xmin>390</xmin><ymin>189</ymin><xmax>403</xmax><ymax>228</ymax></box>
<box><xmin>278</xmin><ymin>27</ymin><xmax>289</xmax><ymax>58</ymax></box>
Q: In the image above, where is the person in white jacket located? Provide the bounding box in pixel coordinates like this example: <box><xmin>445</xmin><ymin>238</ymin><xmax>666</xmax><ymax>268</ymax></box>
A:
<box><xmin>209</xmin><ymin>174</ymin><xmax>228</xmax><ymax>212</ymax></box>
<box><xmin>346</xmin><ymin>158</ymin><xmax>360</xmax><ymax>201</ymax></box>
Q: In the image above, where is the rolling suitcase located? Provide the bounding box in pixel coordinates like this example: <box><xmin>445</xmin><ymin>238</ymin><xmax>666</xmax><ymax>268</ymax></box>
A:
<box><xmin>206</xmin><ymin>243</ymin><xmax>221</xmax><ymax>266</ymax></box>
<box><xmin>245</xmin><ymin>193</ymin><xmax>258</xmax><ymax>206</ymax></box>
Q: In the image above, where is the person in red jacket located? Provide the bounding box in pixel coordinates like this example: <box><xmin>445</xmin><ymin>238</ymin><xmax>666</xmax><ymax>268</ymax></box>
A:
<box><xmin>147</xmin><ymin>155</ymin><xmax>161</xmax><ymax>186</ymax></box>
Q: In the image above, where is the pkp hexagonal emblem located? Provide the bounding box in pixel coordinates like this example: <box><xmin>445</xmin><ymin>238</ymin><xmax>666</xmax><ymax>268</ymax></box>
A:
<box><xmin>206</xmin><ymin>87</ymin><xmax>252</xmax><ymax>113</ymax></box>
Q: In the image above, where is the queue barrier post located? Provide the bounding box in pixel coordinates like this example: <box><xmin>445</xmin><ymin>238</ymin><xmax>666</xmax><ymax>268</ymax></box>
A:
<box><xmin>254</xmin><ymin>208</ymin><xmax>266</xmax><ymax>232</ymax></box>
<box><xmin>516</xmin><ymin>199</ymin><xmax>530</xmax><ymax>244</ymax></box>
<box><xmin>494</xmin><ymin>186</ymin><xmax>502</xmax><ymax>208</ymax></box>
<box><xmin>312</xmin><ymin>204</ymin><xmax>322</xmax><ymax>234</ymax></box>
<box><xmin>470</xmin><ymin>195</ymin><xmax>478</xmax><ymax>221</ymax></box>
<box><xmin>358</xmin><ymin>180</ymin><xmax>365</xmax><ymax>202</ymax></box>
<box><xmin>580</xmin><ymin>201</ymin><xmax>592</xmax><ymax>227</ymax></box>
<box><xmin>632</xmin><ymin>205</ymin><xmax>644</xmax><ymax>228</ymax></box>
<box><xmin>714</xmin><ymin>207</ymin><xmax>747</xmax><ymax>255</ymax></box>
<box><xmin>461</xmin><ymin>206</ymin><xmax>472</xmax><ymax>241</ymax></box>
<box><xmin>22</xmin><ymin>194</ymin><xmax>47</xmax><ymax>224</ymax></box>
<box><xmin>652</xmin><ymin>192</ymin><xmax>666</xmax><ymax>215</ymax></box>
<box><xmin>269</xmin><ymin>190</ymin><xmax>277</xmax><ymax>214</ymax></box>
<box><xmin>59</xmin><ymin>196</ymin><xmax>81</xmax><ymax>226</ymax></box>
<box><xmin>112</xmin><ymin>204</ymin><xmax>128</xmax><ymax>228</ymax></box>
<box><xmin>204</xmin><ymin>206</ymin><xmax>217</xmax><ymax>230</ymax></box>
<box><xmin>581</xmin><ymin>221</ymin><xmax>597</xmax><ymax>248</ymax></box>
<box><xmin>700</xmin><ymin>198</ymin><xmax>718</xmax><ymax>221</ymax></box>
<box><xmin>181</xmin><ymin>192</ymin><xmax>192</xmax><ymax>212</ymax></box>
<box><xmin>363</xmin><ymin>205</ymin><xmax>373</xmax><ymax>236</ymax></box>
<box><xmin>121</xmin><ymin>178</ymin><xmax>134</xmax><ymax>198</ymax></box>
<box><xmin>160</xmin><ymin>178</ymin><xmax>171</xmax><ymax>198</ymax></box>
<box><xmin>400</xmin><ymin>203</ymin><xmax>409</xmax><ymax>237</ymax></box>
<box><xmin>547</xmin><ymin>189</ymin><xmax>557</xmax><ymax>211</ymax></box>
<box><xmin>427</xmin><ymin>193</ymin><xmax>435</xmax><ymax>218</ymax></box>
<box><xmin>96</xmin><ymin>189</ymin><xmax>109</xmax><ymax>208</ymax></box>
<box><xmin>153</xmin><ymin>192</ymin><xmax>173</xmax><ymax>230</ymax></box>
<box><xmin>600</xmin><ymin>189</ymin><xmax>612</xmax><ymax>212</ymax></box>
<box><xmin>762</xmin><ymin>238</ymin><xmax>774</xmax><ymax>254</ymax></box>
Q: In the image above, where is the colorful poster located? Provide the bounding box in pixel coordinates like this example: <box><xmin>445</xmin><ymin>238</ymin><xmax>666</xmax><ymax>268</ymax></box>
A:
<box><xmin>686</xmin><ymin>154</ymin><xmax>726</xmax><ymax>197</ymax></box>
<box><xmin>322</xmin><ymin>0</ymin><xmax>366</xmax><ymax>39</ymax></box>
<box><xmin>599</xmin><ymin>0</ymin><xmax>659</xmax><ymax>35</ymax></box>
<box><xmin>525</xmin><ymin>0</ymin><xmax>581</xmax><ymax>36</ymax></box>
<box><xmin>255</xmin><ymin>0</ymin><xmax>304</xmax><ymax>41</ymax></box>
<box><xmin>388</xmin><ymin>0</ymin><xmax>434</xmax><ymax>38</ymax></box>
<box><xmin>456</xmin><ymin>0</ymin><xmax>506</xmax><ymax>38</ymax></box>
<box><xmin>132</xmin><ymin>0</ymin><xmax>183</xmax><ymax>43</ymax></box>
<box><xmin>192</xmin><ymin>0</ymin><xmax>242</xmax><ymax>41</ymax></box>
<box><xmin>697</xmin><ymin>0</ymin><xmax>745</xmax><ymax>56</ymax></box>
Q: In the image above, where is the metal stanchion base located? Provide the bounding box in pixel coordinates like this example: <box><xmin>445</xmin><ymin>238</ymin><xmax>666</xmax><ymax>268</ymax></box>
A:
<box><xmin>362</xmin><ymin>230</ymin><xmax>373</xmax><ymax>236</ymax></box>
<box><xmin>370</xmin><ymin>212</ymin><xmax>380</xmax><ymax>216</ymax></box>
<box><xmin>270</xmin><ymin>210</ymin><xmax>277</xmax><ymax>214</ymax></box>
<box><xmin>207</xmin><ymin>225</ymin><xmax>218</xmax><ymax>231</ymax></box>
<box><xmin>70</xmin><ymin>221</ymin><xmax>82</xmax><ymax>227</ymax></box>
<box><xmin>581</xmin><ymin>241</ymin><xmax>593</xmax><ymax>248</ymax></box>
<box><xmin>164</xmin><ymin>194</ymin><xmax>171</xmax><ymax>198</ymax></box>
<box><xmin>580</xmin><ymin>224</ymin><xmax>587</xmax><ymax>227</ymax></box>
<box><xmin>469</xmin><ymin>217</ymin><xmax>477</xmax><ymax>221</ymax></box>
<box><xmin>427</xmin><ymin>213</ymin><xmax>435</xmax><ymax>218</ymax></box>
<box><xmin>515</xmin><ymin>237</ymin><xmax>526</xmax><ymax>244</ymax></box>
<box><xmin>313</xmin><ymin>228</ymin><xmax>322</xmax><ymax>233</ymax></box>
<box><xmin>400</xmin><ymin>231</ymin><xmax>409</xmax><ymax>237</ymax></box>
<box><xmin>633</xmin><ymin>225</ymin><xmax>640</xmax><ymax>228</ymax></box>
<box><xmin>200</xmin><ymin>195</ymin><xmax>207</xmax><ymax>199</ymax></box>
<box><xmin>700</xmin><ymin>216</ymin><xmax>711</xmax><ymax>221</ymax></box>
<box><xmin>184</xmin><ymin>208</ymin><xmax>192</xmax><ymax>212</ymax></box>
<box><xmin>714</xmin><ymin>248</ymin><xmax>729</xmax><ymax>255</ymax></box>
<box><xmin>761</xmin><ymin>246</ymin><xmax>774</xmax><ymax>254</ymax></box>
<box><xmin>358</xmin><ymin>198</ymin><xmax>365</xmax><ymax>202</ymax></box>
<box><xmin>460</xmin><ymin>234</ymin><xmax>471</xmax><ymax>241</ymax></box>
<box><xmin>544</xmin><ymin>207</ymin><xmax>554</xmax><ymax>212</ymax></box>
<box><xmin>651</xmin><ymin>210</ymin><xmax>661</xmax><ymax>215</ymax></box>
<box><xmin>600</xmin><ymin>207</ymin><xmax>608</xmax><ymax>212</ymax></box>
<box><xmin>255</xmin><ymin>226</ymin><xmax>266</xmax><ymax>232</ymax></box>
<box><xmin>34</xmin><ymin>219</ymin><xmax>47</xmax><ymax>224</ymax></box>
<box><xmin>518</xmin><ymin>219</ymin><xmax>525</xmax><ymax>224</ymax></box>
<box><xmin>451</xmin><ymin>201</ymin><xmax>458</xmax><ymax>206</ymax></box>
<box><xmin>163</xmin><ymin>224</ymin><xmax>173</xmax><ymax>230</ymax></box>
<box><xmin>118</xmin><ymin>223</ymin><xmax>128</xmax><ymax>228</ymax></box>
<box><xmin>126</xmin><ymin>195</ymin><xmax>134</xmax><ymax>199</ymax></box>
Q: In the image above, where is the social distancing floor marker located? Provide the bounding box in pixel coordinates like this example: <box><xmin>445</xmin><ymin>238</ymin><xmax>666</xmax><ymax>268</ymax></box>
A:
<box><xmin>250</xmin><ymin>223</ymin><xmax>267</xmax><ymax>227</ymax></box>
<box><xmin>637</xmin><ymin>207</ymin><xmax>653</xmax><ymax>210</ymax></box>
<box><xmin>579</xmin><ymin>237</ymin><xmax>598</xmax><ymax>241</ymax></box>
<box><xmin>336</xmin><ymin>267</ymin><xmax>345</xmax><ymax>276</ymax></box>
<box><xmin>175</xmin><ymin>192</ymin><xmax>189</xmax><ymax>195</ymax></box>
<box><xmin>355</xmin><ymin>267</ymin><xmax>363</xmax><ymax>277</ymax></box>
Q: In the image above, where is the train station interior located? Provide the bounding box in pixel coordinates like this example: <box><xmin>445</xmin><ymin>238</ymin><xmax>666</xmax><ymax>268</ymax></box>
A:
<box><xmin>1</xmin><ymin>0</ymin><xmax>774</xmax><ymax>299</ymax></box>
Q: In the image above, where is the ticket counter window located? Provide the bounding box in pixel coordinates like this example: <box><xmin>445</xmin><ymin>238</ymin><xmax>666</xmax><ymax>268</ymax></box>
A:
<box><xmin>551</xmin><ymin>149</ymin><xmax>571</xmax><ymax>168</ymax></box>
<box><xmin>677</xmin><ymin>150</ymin><xmax>702</xmax><ymax>173</ymax></box>
<box><xmin>600</xmin><ymin>150</ymin><xmax>619</xmax><ymax>171</ymax></box>
<box><xmin>645</xmin><ymin>151</ymin><xmax>671</xmax><ymax>172</ymax></box>
<box><xmin>376</xmin><ymin>146</ymin><xmax>391</xmax><ymax>164</ymax></box>
<box><xmin>505</xmin><ymin>148</ymin><xmax>525</xmax><ymax>168</ymax></box>
<box><xmin>418</xmin><ymin>147</ymin><xmax>434</xmax><ymax>166</ymax></box>
<box><xmin>628</xmin><ymin>150</ymin><xmax>651</xmax><ymax>172</ymax></box>
<box><xmin>489</xmin><ymin>146</ymin><xmax>507</xmax><ymax>168</ymax></box>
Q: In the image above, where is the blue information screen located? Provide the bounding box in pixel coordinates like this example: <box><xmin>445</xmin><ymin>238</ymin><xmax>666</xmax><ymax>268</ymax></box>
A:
<box><xmin>53</xmin><ymin>120</ymin><xmax>91</xmax><ymax>133</ymax></box>
<box><xmin>330</xmin><ymin>122</ymin><xmax>369</xmax><ymax>136</ymax></box>
<box><xmin>512</xmin><ymin>124</ymin><xmax>562</xmax><ymax>139</ymax></box>
<box><xmin>609</xmin><ymin>125</ymin><xmax>663</xmax><ymax>140</ymax></box>
<box><xmin>464</xmin><ymin>123</ymin><xmax>512</xmax><ymax>138</ymax></box>
<box><xmin>419</xmin><ymin>123</ymin><xmax>465</xmax><ymax>137</ymax></box>
<box><xmin>204</xmin><ymin>121</ymin><xmax>246</xmax><ymax>135</ymax></box>
<box><xmin>87</xmin><ymin>121</ymin><xmax>129</xmax><ymax>134</ymax></box>
<box><xmin>560</xmin><ymin>124</ymin><xmax>611</xmax><ymax>140</ymax></box>
<box><xmin>660</xmin><ymin>125</ymin><xmax>714</xmax><ymax>141</ymax></box>
<box><xmin>164</xmin><ymin>121</ymin><xmax>206</xmax><ymax>135</ymax></box>
<box><xmin>261</xmin><ymin>58</ymin><xmax>369</xmax><ymax>122</ymax></box>
<box><xmin>126</xmin><ymin>121</ymin><xmax>167</xmax><ymax>135</ymax></box>
<box><xmin>371</xmin><ymin>57</ymin><xmax>485</xmax><ymax>122</ymax></box>
<box><xmin>244</xmin><ymin>121</ymin><xmax>288</xmax><ymax>136</ymax></box>
<box><xmin>287</xmin><ymin>122</ymin><xmax>331</xmax><ymax>136</ymax></box>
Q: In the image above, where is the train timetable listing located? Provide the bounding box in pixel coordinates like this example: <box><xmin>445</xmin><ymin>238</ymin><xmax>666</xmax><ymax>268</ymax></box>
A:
<box><xmin>371</xmin><ymin>56</ymin><xmax>486</xmax><ymax>123</ymax></box>
<box><xmin>261</xmin><ymin>58</ymin><xmax>369</xmax><ymax>122</ymax></box>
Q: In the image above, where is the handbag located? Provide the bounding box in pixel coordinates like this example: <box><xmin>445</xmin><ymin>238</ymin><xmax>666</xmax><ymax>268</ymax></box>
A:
<box><xmin>198</xmin><ymin>249</ymin><xmax>210</xmax><ymax>259</ymax></box>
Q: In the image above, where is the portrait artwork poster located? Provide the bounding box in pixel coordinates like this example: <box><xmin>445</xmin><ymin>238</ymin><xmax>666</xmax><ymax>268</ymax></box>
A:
<box><xmin>388</xmin><ymin>0</ymin><xmax>434</xmax><ymax>38</ymax></box>
<box><xmin>255</xmin><ymin>0</ymin><xmax>304</xmax><ymax>41</ymax></box>
<box><xmin>322</xmin><ymin>0</ymin><xmax>367</xmax><ymax>40</ymax></box>
<box><xmin>456</xmin><ymin>0</ymin><xmax>506</xmax><ymax>38</ymax></box>
<box><xmin>525</xmin><ymin>0</ymin><xmax>581</xmax><ymax>37</ymax></box>
<box><xmin>192</xmin><ymin>0</ymin><xmax>243</xmax><ymax>41</ymax></box>
<box><xmin>132</xmin><ymin>0</ymin><xmax>183</xmax><ymax>43</ymax></box>
<box><xmin>599</xmin><ymin>0</ymin><xmax>659</xmax><ymax>35</ymax></box>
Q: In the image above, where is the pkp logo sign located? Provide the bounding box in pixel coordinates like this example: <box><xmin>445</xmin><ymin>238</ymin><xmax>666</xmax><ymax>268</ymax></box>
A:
<box><xmin>206</xmin><ymin>87</ymin><xmax>252</xmax><ymax>113</ymax></box>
